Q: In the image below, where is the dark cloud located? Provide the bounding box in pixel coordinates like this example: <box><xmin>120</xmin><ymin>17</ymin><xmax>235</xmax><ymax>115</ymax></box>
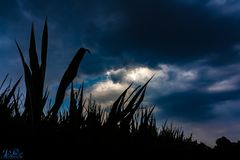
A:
<box><xmin>2</xmin><ymin>0</ymin><xmax>240</xmax><ymax>76</ymax></box>
<box><xmin>154</xmin><ymin>89</ymin><xmax>240</xmax><ymax>122</ymax></box>
<box><xmin>82</xmin><ymin>0</ymin><xmax>240</xmax><ymax>65</ymax></box>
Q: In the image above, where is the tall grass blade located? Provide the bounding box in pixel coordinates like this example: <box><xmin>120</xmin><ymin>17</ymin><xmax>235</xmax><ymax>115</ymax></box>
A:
<box><xmin>69</xmin><ymin>83</ymin><xmax>77</xmax><ymax>118</ymax></box>
<box><xmin>108</xmin><ymin>83</ymin><xmax>132</xmax><ymax>121</ymax></box>
<box><xmin>4</xmin><ymin>77</ymin><xmax>22</xmax><ymax>106</ymax></box>
<box><xmin>120</xmin><ymin>76</ymin><xmax>153</xmax><ymax>120</ymax></box>
<box><xmin>16</xmin><ymin>41</ymin><xmax>34</xmax><ymax>124</ymax></box>
<box><xmin>124</xmin><ymin>85</ymin><xmax>141</xmax><ymax>104</ymax></box>
<box><xmin>49</xmin><ymin>48</ymin><xmax>90</xmax><ymax>119</ymax></box>
<box><xmin>41</xmin><ymin>18</ymin><xmax>48</xmax><ymax>80</ymax></box>
<box><xmin>0</xmin><ymin>74</ymin><xmax>9</xmax><ymax>91</ymax></box>
<box><xmin>121</xmin><ymin>87</ymin><xmax>147</xmax><ymax>127</ymax></box>
<box><xmin>29</xmin><ymin>23</ymin><xmax>40</xmax><ymax>73</ymax></box>
<box><xmin>77</xmin><ymin>83</ymin><xmax>84</xmax><ymax>117</ymax></box>
<box><xmin>13</xmin><ymin>88</ymin><xmax>21</xmax><ymax>118</ymax></box>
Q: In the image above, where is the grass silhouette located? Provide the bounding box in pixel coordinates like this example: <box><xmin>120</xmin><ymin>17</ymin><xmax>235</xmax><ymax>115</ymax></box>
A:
<box><xmin>1</xmin><ymin>20</ymin><xmax>240</xmax><ymax>159</ymax></box>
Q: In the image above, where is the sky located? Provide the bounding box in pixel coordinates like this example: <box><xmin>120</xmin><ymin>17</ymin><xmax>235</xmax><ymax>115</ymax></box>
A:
<box><xmin>1</xmin><ymin>0</ymin><xmax>240</xmax><ymax>146</ymax></box>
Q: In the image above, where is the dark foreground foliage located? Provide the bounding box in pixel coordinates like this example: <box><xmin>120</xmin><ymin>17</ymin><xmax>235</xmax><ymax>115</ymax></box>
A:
<box><xmin>1</xmin><ymin>20</ymin><xmax>240</xmax><ymax>159</ymax></box>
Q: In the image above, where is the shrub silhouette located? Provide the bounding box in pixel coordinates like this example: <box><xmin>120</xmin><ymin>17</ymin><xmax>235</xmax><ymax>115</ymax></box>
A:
<box><xmin>1</xmin><ymin>20</ymin><xmax>240</xmax><ymax>159</ymax></box>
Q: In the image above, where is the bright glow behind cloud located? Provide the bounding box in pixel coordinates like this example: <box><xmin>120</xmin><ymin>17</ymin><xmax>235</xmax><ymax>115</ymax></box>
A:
<box><xmin>87</xmin><ymin>64</ymin><xmax>199</xmax><ymax>106</ymax></box>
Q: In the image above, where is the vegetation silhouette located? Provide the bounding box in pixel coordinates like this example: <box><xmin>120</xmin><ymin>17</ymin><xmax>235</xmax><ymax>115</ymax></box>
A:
<box><xmin>1</xmin><ymin>20</ymin><xmax>240</xmax><ymax>159</ymax></box>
